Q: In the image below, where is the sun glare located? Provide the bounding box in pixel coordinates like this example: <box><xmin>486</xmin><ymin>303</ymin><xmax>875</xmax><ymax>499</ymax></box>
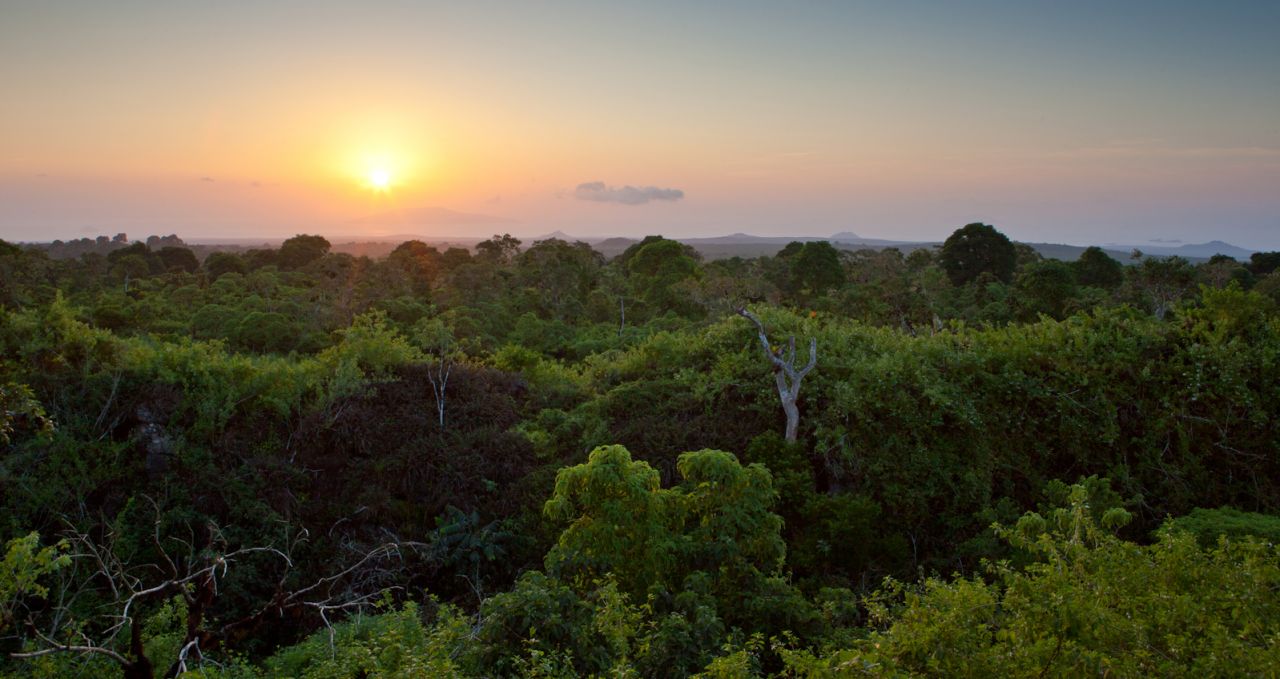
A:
<box><xmin>368</xmin><ymin>167</ymin><xmax>392</xmax><ymax>191</ymax></box>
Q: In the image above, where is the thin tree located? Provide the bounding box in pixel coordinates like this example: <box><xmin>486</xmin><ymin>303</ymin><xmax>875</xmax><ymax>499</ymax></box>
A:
<box><xmin>737</xmin><ymin>307</ymin><xmax>817</xmax><ymax>442</ymax></box>
<box><xmin>414</xmin><ymin>318</ymin><xmax>457</xmax><ymax>431</ymax></box>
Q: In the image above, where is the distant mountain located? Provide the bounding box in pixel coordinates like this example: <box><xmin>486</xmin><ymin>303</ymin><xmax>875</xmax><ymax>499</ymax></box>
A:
<box><xmin>1106</xmin><ymin>240</ymin><xmax>1254</xmax><ymax>260</ymax></box>
<box><xmin>348</xmin><ymin>206</ymin><xmax>512</xmax><ymax>227</ymax></box>
<box><xmin>531</xmin><ymin>230</ymin><xmax>577</xmax><ymax>241</ymax></box>
<box><xmin>830</xmin><ymin>231</ymin><xmax>862</xmax><ymax>241</ymax></box>
<box><xmin>1020</xmin><ymin>243</ymin><xmax>1133</xmax><ymax>263</ymax></box>
<box><xmin>682</xmin><ymin>233</ymin><xmax>866</xmax><ymax>246</ymax></box>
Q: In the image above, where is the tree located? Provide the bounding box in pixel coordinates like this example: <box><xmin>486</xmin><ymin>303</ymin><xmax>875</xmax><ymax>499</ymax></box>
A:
<box><xmin>515</xmin><ymin>238</ymin><xmax>604</xmax><ymax>320</ymax></box>
<box><xmin>0</xmin><ymin>382</ymin><xmax>53</xmax><ymax>445</ymax></box>
<box><xmin>1016</xmin><ymin>259</ymin><xmax>1078</xmax><ymax>319</ymax></box>
<box><xmin>543</xmin><ymin>445</ymin><xmax>672</xmax><ymax>595</ymax></box>
<box><xmin>1129</xmin><ymin>255</ymin><xmax>1196</xmax><ymax>320</ymax></box>
<box><xmin>439</xmin><ymin>247</ymin><xmax>473</xmax><ymax>273</ymax></box>
<box><xmin>475</xmin><ymin>233</ymin><xmax>522</xmax><ymax>265</ymax></box>
<box><xmin>1</xmin><ymin>532</ymin><xmax>69</xmax><ymax>635</ymax></box>
<box><xmin>778</xmin><ymin>241</ymin><xmax>845</xmax><ymax>300</ymax></box>
<box><xmin>543</xmin><ymin>444</ymin><xmax>788</xmax><ymax>602</ymax></box>
<box><xmin>615</xmin><ymin>234</ymin><xmax>701</xmax><ymax>272</ymax></box>
<box><xmin>277</xmin><ymin>234</ymin><xmax>331</xmax><ymax>270</ymax></box>
<box><xmin>5</xmin><ymin>521</ymin><xmax>401</xmax><ymax>679</ymax></box>
<box><xmin>413</xmin><ymin>317</ymin><xmax>458</xmax><ymax>431</ymax></box>
<box><xmin>938</xmin><ymin>222</ymin><xmax>1017</xmax><ymax>286</ymax></box>
<box><xmin>737</xmin><ymin>307</ymin><xmax>817</xmax><ymax>442</ymax></box>
<box><xmin>200</xmin><ymin>251</ymin><xmax>246</xmax><ymax>281</ymax></box>
<box><xmin>155</xmin><ymin>246</ymin><xmax>199</xmax><ymax>274</ymax></box>
<box><xmin>626</xmin><ymin>237</ymin><xmax>702</xmax><ymax>317</ymax></box>
<box><xmin>1248</xmin><ymin>251</ymin><xmax>1280</xmax><ymax>277</ymax></box>
<box><xmin>1074</xmin><ymin>246</ymin><xmax>1123</xmax><ymax>288</ymax></box>
<box><xmin>388</xmin><ymin>240</ymin><xmax>442</xmax><ymax>294</ymax></box>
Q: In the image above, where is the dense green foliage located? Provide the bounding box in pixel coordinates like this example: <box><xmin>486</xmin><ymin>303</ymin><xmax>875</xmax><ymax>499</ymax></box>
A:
<box><xmin>2</xmin><ymin>228</ymin><xmax>1278</xmax><ymax>676</ymax></box>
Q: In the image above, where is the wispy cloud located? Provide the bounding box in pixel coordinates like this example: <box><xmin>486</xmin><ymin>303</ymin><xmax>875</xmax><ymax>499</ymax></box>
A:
<box><xmin>574</xmin><ymin>181</ymin><xmax>684</xmax><ymax>205</ymax></box>
<box><xmin>1053</xmin><ymin>140</ymin><xmax>1280</xmax><ymax>160</ymax></box>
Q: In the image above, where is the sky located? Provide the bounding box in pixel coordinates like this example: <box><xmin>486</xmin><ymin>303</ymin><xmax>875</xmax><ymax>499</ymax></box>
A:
<box><xmin>1</xmin><ymin>0</ymin><xmax>1278</xmax><ymax>248</ymax></box>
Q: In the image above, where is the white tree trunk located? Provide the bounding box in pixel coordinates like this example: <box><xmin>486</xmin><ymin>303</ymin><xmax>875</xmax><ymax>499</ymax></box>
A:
<box><xmin>738</xmin><ymin>308</ymin><xmax>817</xmax><ymax>442</ymax></box>
<box><xmin>426</xmin><ymin>359</ymin><xmax>451</xmax><ymax>431</ymax></box>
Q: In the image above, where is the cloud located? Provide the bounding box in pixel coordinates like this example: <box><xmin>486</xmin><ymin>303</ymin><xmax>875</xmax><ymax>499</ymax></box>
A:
<box><xmin>1053</xmin><ymin>140</ymin><xmax>1280</xmax><ymax>160</ymax></box>
<box><xmin>574</xmin><ymin>181</ymin><xmax>684</xmax><ymax>205</ymax></box>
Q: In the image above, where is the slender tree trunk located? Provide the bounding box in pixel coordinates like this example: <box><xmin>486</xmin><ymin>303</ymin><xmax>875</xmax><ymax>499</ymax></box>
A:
<box><xmin>427</xmin><ymin>359</ymin><xmax>451</xmax><ymax>431</ymax></box>
<box><xmin>779</xmin><ymin>376</ymin><xmax>800</xmax><ymax>441</ymax></box>
<box><xmin>739</xmin><ymin>308</ymin><xmax>817</xmax><ymax>442</ymax></box>
<box><xmin>123</xmin><ymin>618</ymin><xmax>154</xmax><ymax>679</ymax></box>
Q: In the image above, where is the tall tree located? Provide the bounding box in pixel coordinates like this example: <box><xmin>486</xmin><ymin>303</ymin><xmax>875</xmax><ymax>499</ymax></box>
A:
<box><xmin>938</xmin><ymin>222</ymin><xmax>1017</xmax><ymax>286</ymax></box>
<box><xmin>626</xmin><ymin>237</ymin><xmax>702</xmax><ymax>317</ymax></box>
<box><xmin>155</xmin><ymin>246</ymin><xmax>199</xmax><ymax>273</ymax></box>
<box><xmin>413</xmin><ymin>317</ymin><xmax>458</xmax><ymax>431</ymax></box>
<box><xmin>515</xmin><ymin>238</ymin><xmax>603</xmax><ymax>320</ymax></box>
<box><xmin>1074</xmin><ymin>246</ymin><xmax>1124</xmax><ymax>288</ymax></box>
<box><xmin>1129</xmin><ymin>255</ymin><xmax>1196</xmax><ymax>320</ymax></box>
<box><xmin>277</xmin><ymin>234</ymin><xmax>331</xmax><ymax>270</ymax></box>
<box><xmin>475</xmin><ymin>233</ymin><xmax>522</xmax><ymax>265</ymax></box>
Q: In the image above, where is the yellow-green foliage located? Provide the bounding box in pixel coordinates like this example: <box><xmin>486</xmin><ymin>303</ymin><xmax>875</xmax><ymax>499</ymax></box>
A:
<box><xmin>1</xmin><ymin>532</ymin><xmax>69</xmax><ymax>633</ymax></box>
<box><xmin>782</xmin><ymin>486</ymin><xmax>1280</xmax><ymax>678</ymax></box>
<box><xmin>258</xmin><ymin>602</ymin><xmax>468</xmax><ymax>679</ymax></box>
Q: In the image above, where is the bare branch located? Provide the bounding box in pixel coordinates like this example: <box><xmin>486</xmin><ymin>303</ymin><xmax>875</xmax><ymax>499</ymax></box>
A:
<box><xmin>10</xmin><ymin>627</ymin><xmax>129</xmax><ymax>665</ymax></box>
<box><xmin>737</xmin><ymin>307</ymin><xmax>819</xmax><ymax>442</ymax></box>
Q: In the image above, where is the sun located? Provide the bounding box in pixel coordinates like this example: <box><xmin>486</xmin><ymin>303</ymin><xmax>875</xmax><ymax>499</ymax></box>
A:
<box><xmin>367</xmin><ymin>167</ymin><xmax>392</xmax><ymax>191</ymax></box>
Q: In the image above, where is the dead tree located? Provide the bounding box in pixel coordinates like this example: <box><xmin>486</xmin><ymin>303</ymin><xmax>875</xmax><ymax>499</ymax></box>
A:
<box><xmin>415</xmin><ymin>319</ymin><xmax>457</xmax><ymax>432</ymax></box>
<box><xmin>8</xmin><ymin>508</ymin><xmax>404</xmax><ymax>679</ymax></box>
<box><xmin>426</xmin><ymin>357</ymin><xmax>452</xmax><ymax>431</ymax></box>
<box><xmin>737</xmin><ymin>307</ymin><xmax>817</xmax><ymax>442</ymax></box>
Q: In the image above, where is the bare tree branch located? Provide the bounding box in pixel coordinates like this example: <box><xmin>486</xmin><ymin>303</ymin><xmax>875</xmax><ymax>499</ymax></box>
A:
<box><xmin>737</xmin><ymin>307</ymin><xmax>818</xmax><ymax>442</ymax></box>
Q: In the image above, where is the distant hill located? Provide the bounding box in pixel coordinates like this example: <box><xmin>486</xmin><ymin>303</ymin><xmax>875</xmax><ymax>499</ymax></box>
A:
<box><xmin>23</xmin><ymin>229</ymin><xmax>1253</xmax><ymax>266</ymax></box>
<box><xmin>531</xmin><ymin>230</ymin><xmax>578</xmax><ymax>241</ymax></box>
<box><xmin>1105</xmin><ymin>240</ymin><xmax>1255</xmax><ymax>260</ymax></box>
<box><xmin>1019</xmin><ymin>243</ymin><xmax>1134</xmax><ymax>263</ymax></box>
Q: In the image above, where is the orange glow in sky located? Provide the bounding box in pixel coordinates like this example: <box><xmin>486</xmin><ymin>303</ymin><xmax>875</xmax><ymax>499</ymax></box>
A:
<box><xmin>0</xmin><ymin>3</ymin><xmax>1277</xmax><ymax>247</ymax></box>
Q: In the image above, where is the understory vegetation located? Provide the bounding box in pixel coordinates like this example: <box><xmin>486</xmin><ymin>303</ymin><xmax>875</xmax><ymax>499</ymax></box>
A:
<box><xmin>2</xmin><ymin>228</ymin><xmax>1279</xmax><ymax>677</ymax></box>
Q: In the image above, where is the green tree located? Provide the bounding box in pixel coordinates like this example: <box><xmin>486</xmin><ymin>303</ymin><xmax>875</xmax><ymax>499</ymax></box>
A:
<box><xmin>543</xmin><ymin>444</ymin><xmax>673</xmax><ymax>595</ymax></box>
<box><xmin>475</xmin><ymin>233</ymin><xmax>522</xmax><ymax>265</ymax></box>
<box><xmin>791</xmin><ymin>241</ymin><xmax>846</xmax><ymax>299</ymax></box>
<box><xmin>1248</xmin><ymin>251</ymin><xmax>1280</xmax><ymax>276</ymax></box>
<box><xmin>938</xmin><ymin>222</ymin><xmax>1017</xmax><ymax>286</ymax></box>
<box><xmin>277</xmin><ymin>234</ymin><xmax>331</xmax><ymax>269</ymax></box>
<box><xmin>1016</xmin><ymin>259</ymin><xmax>1078</xmax><ymax>319</ymax></box>
<box><xmin>1128</xmin><ymin>255</ymin><xmax>1196</xmax><ymax>320</ymax></box>
<box><xmin>625</xmin><ymin>237</ymin><xmax>702</xmax><ymax>317</ymax></box>
<box><xmin>202</xmin><ymin>251</ymin><xmax>248</xmax><ymax>280</ymax></box>
<box><xmin>1</xmin><ymin>532</ymin><xmax>69</xmax><ymax>634</ymax></box>
<box><xmin>515</xmin><ymin>238</ymin><xmax>604</xmax><ymax>320</ymax></box>
<box><xmin>1074</xmin><ymin>246</ymin><xmax>1123</xmax><ymax>288</ymax></box>
<box><xmin>154</xmin><ymin>246</ymin><xmax>199</xmax><ymax>273</ymax></box>
<box><xmin>388</xmin><ymin>240</ymin><xmax>442</xmax><ymax>294</ymax></box>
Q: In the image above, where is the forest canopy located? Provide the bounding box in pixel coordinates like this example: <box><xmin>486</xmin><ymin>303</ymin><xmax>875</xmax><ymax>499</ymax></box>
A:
<box><xmin>2</xmin><ymin>227</ymin><xmax>1278</xmax><ymax>677</ymax></box>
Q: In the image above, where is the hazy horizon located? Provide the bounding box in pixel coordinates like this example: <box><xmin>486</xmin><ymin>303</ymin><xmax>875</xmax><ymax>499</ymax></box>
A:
<box><xmin>3</xmin><ymin>1</ymin><xmax>1278</xmax><ymax>249</ymax></box>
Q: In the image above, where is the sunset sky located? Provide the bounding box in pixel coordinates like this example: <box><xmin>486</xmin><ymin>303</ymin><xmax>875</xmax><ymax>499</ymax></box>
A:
<box><xmin>2</xmin><ymin>1</ymin><xmax>1277</xmax><ymax>248</ymax></box>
